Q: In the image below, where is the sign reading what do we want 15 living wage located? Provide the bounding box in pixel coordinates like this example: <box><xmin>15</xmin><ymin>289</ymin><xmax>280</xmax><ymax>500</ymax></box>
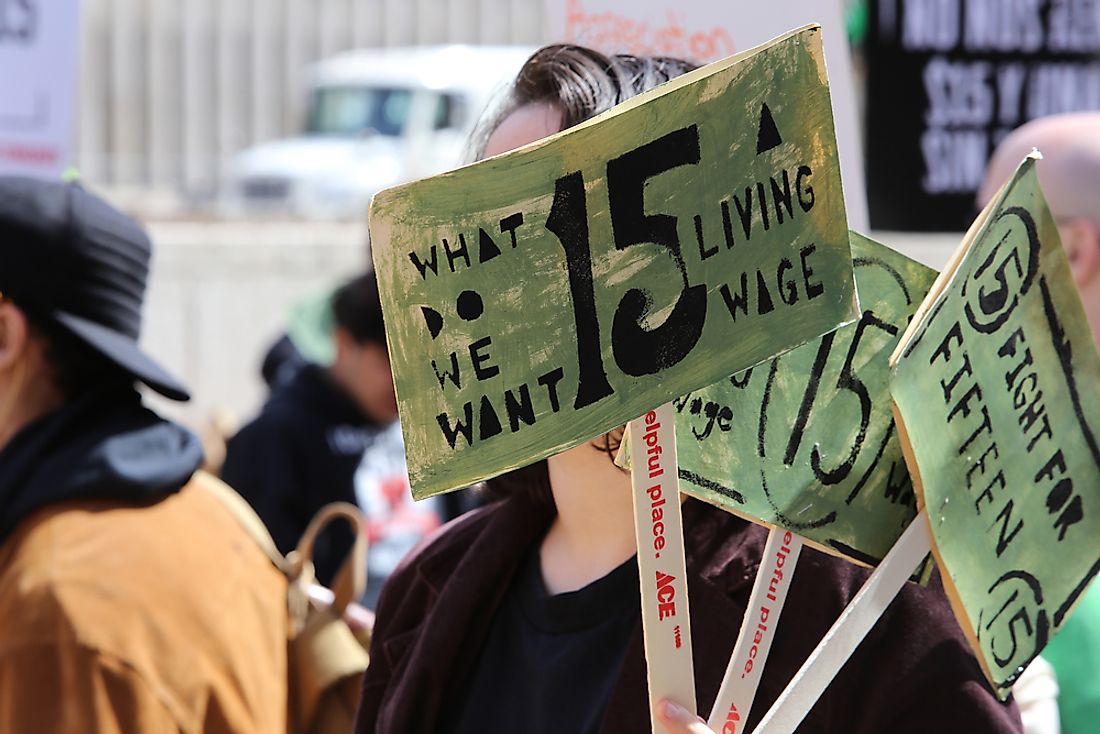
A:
<box><xmin>369</xmin><ymin>25</ymin><xmax>857</xmax><ymax>499</ymax></box>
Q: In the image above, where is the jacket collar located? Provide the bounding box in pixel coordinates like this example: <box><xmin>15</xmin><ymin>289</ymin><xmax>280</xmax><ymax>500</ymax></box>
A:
<box><xmin>379</xmin><ymin>494</ymin><xmax>762</xmax><ymax>732</ymax></box>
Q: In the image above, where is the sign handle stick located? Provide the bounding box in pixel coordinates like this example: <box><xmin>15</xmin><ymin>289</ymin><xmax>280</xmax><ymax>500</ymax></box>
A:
<box><xmin>753</xmin><ymin>510</ymin><xmax>933</xmax><ymax>734</ymax></box>
<box><xmin>707</xmin><ymin>528</ymin><xmax>804</xmax><ymax>731</ymax></box>
<box><xmin>630</xmin><ymin>402</ymin><xmax>696</xmax><ymax>732</ymax></box>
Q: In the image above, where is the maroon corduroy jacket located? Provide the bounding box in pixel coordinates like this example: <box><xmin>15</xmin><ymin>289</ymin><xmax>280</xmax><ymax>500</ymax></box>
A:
<box><xmin>355</xmin><ymin>494</ymin><xmax>1022</xmax><ymax>733</ymax></box>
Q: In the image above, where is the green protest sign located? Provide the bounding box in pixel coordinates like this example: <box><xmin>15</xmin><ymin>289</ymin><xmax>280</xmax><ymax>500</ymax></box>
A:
<box><xmin>370</xmin><ymin>25</ymin><xmax>857</xmax><ymax>497</ymax></box>
<box><xmin>660</xmin><ymin>233</ymin><xmax>936</xmax><ymax>564</ymax></box>
<box><xmin>890</xmin><ymin>154</ymin><xmax>1100</xmax><ymax>698</ymax></box>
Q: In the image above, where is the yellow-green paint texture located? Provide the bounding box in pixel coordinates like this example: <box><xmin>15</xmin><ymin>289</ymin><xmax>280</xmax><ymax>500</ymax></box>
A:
<box><xmin>891</xmin><ymin>156</ymin><xmax>1100</xmax><ymax>698</ymax></box>
<box><xmin>671</xmin><ymin>232</ymin><xmax>936</xmax><ymax>565</ymax></box>
<box><xmin>370</xmin><ymin>25</ymin><xmax>856</xmax><ymax>497</ymax></box>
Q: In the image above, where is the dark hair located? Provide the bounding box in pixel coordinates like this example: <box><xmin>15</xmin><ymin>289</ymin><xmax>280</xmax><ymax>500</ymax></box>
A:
<box><xmin>331</xmin><ymin>271</ymin><xmax>387</xmax><ymax>347</ymax></box>
<box><xmin>22</xmin><ymin>306</ymin><xmax>132</xmax><ymax>399</ymax></box>
<box><xmin>468</xmin><ymin>45</ymin><xmax>698</xmax><ymax>160</ymax></box>
<box><xmin>477</xmin><ymin>45</ymin><xmax>696</xmax><ymax>505</ymax></box>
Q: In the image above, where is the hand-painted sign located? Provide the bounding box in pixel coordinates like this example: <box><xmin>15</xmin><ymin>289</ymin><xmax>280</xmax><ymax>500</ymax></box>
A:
<box><xmin>890</xmin><ymin>154</ymin><xmax>1100</xmax><ymax>698</ymax></box>
<box><xmin>370</xmin><ymin>25</ymin><xmax>857</xmax><ymax>498</ymax></box>
<box><xmin>669</xmin><ymin>232</ymin><xmax>936</xmax><ymax>564</ymax></box>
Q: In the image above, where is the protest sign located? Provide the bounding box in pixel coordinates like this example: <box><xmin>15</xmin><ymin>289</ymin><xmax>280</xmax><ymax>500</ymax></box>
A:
<box><xmin>543</xmin><ymin>0</ymin><xmax>868</xmax><ymax>230</ymax></box>
<box><xmin>0</xmin><ymin>0</ymin><xmax>80</xmax><ymax>178</ymax></box>
<box><xmin>866</xmin><ymin>0</ymin><xmax>1100</xmax><ymax>230</ymax></box>
<box><xmin>370</xmin><ymin>25</ymin><xmax>857</xmax><ymax>498</ymax></box>
<box><xmin>890</xmin><ymin>153</ymin><xmax>1100</xmax><ymax>697</ymax></box>
<box><xmin>670</xmin><ymin>232</ymin><xmax>936</xmax><ymax>565</ymax></box>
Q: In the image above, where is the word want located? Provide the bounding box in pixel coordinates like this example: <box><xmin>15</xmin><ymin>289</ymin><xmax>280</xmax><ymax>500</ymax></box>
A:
<box><xmin>742</xmin><ymin>531</ymin><xmax>794</xmax><ymax>679</ymax></box>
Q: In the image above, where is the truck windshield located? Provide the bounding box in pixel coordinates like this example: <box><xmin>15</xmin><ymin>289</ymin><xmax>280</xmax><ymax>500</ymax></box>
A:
<box><xmin>307</xmin><ymin>86</ymin><xmax>412</xmax><ymax>137</ymax></box>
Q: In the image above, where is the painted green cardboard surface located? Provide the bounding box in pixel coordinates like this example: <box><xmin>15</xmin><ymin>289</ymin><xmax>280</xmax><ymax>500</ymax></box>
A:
<box><xmin>662</xmin><ymin>232</ymin><xmax>936</xmax><ymax>565</ymax></box>
<box><xmin>891</xmin><ymin>156</ymin><xmax>1100</xmax><ymax>698</ymax></box>
<box><xmin>370</xmin><ymin>26</ymin><xmax>857</xmax><ymax>497</ymax></box>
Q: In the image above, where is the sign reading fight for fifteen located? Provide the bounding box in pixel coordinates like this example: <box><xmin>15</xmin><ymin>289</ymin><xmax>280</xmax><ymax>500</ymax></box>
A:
<box><xmin>891</xmin><ymin>155</ymin><xmax>1100</xmax><ymax>698</ymax></box>
<box><xmin>369</xmin><ymin>25</ymin><xmax>857</xmax><ymax>497</ymax></box>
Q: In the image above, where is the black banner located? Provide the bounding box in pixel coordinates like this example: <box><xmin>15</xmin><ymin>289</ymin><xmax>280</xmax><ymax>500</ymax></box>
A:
<box><xmin>866</xmin><ymin>0</ymin><xmax>1100</xmax><ymax>231</ymax></box>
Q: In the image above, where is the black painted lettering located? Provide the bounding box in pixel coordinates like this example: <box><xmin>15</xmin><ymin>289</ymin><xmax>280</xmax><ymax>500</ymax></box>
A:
<box><xmin>796</xmin><ymin>165</ymin><xmax>815</xmax><ymax>212</ymax></box>
<box><xmin>720</xmin><ymin>275</ymin><xmax>749</xmax><ymax>322</ymax></box>
<box><xmin>770</xmin><ymin>170</ymin><xmax>793</xmax><ymax>224</ymax></box>
<box><xmin>756</xmin><ymin>182</ymin><xmax>771</xmax><ymax>231</ymax></box>
<box><xmin>756</xmin><ymin>270</ymin><xmax>775</xmax><ymax>315</ymax></box>
<box><xmin>991</xmin><ymin>499</ymin><xmax>1024</xmax><ymax>557</ymax></box>
<box><xmin>479</xmin><ymin>395</ymin><xmax>503</xmax><ymax>440</ymax></box>
<box><xmin>733</xmin><ymin>187</ymin><xmax>753</xmax><ymax>240</ymax></box>
<box><xmin>940</xmin><ymin>352</ymin><xmax>974</xmax><ymax>403</ymax></box>
<box><xmin>469</xmin><ymin>337</ymin><xmax>499</xmax><ymax>381</ymax></box>
<box><xmin>431</xmin><ymin>352</ymin><xmax>462</xmax><ymax>390</ymax></box>
<box><xmin>799</xmin><ymin>244</ymin><xmax>825</xmax><ymax>299</ymax></box>
<box><xmin>695</xmin><ymin>214</ymin><xmax>717</xmax><ymax>260</ymax></box>
<box><xmin>607</xmin><ymin>125</ymin><xmax>707</xmax><ymax>376</ymax></box>
<box><xmin>959</xmin><ymin>405</ymin><xmax>994</xmax><ymax>455</ymax></box>
<box><xmin>504</xmin><ymin>383</ymin><xmax>535</xmax><ymax>432</ymax></box>
<box><xmin>974</xmin><ymin>470</ymin><xmax>1006</xmax><ymax>514</ymax></box>
<box><xmin>777</xmin><ymin>258</ymin><xmax>798</xmax><ymax>305</ymax></box>
<box><xmin>437</xmin><ymin>403</ymin><xmax>474</xmax><ymax>448</ymax></box>
<box><xmin>478</xmin><ymin>228</ymin><xmax>501</xmax><ymax>263</ymax></box>
<box><xmin>538</xmin><ymin>367</ymin><xmax>565</xmax><ymax>413</ymax></box>
<box><xmin>499</xmin><ymin>212</ymin><xmax>524</xmax><ymax>248</ymax></box>
<box><xmin>720</xmin><ymin>200</ymin><xmax>736</xmax><ymax>249</ymax></box>
<box><xmin>409</xmin><ymin>245</ymin><xmax>439</xmax><ymax>279</ymax></box>
<box><xmin>546</xmin><ymin>171</ymin><xmax>615</xmax><ymax>409</ymax></box>
<box><xmin>931</xmin><ymin>321</ymin><xmax>965</xmax><ymax>366</ymax></box>
<box><xmin>443</xmin><ymin>235</ymin><xmax>471</xmax><ymax>272</ymax></box>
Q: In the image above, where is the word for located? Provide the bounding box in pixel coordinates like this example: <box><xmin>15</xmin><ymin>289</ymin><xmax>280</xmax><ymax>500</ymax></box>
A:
<box><xmin>741</xmin><ymin>532</ymin><xmax>794</xmax><ymax>678</ymax></box>
<box><xmin>0</xmin><ymin>0</ymin><xmax>34</xmax><ymax>42</ymax></box>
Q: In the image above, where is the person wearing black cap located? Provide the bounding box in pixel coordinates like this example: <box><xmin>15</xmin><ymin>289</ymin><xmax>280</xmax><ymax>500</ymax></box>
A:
<box><xmin>0</xmin><ymin>177</ymin><xmax>287</xmax><ymax>732</ymax></box>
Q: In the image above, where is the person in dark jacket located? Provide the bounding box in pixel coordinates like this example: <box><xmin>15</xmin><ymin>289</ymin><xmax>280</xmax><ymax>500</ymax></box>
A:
<box><xmin>222</xmin><ymin>272</ymin><xmax>455</xmax><ymax>603</ymax></box>
<box><xmin>354</xmin><ymin>45</ymin><xmax>1024</xmax><ymax>734</ymax></box>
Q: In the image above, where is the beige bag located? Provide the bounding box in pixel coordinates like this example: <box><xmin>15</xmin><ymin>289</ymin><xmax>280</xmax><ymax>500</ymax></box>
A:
<box><xmin>201</xmin><ymin>474</ymin><xmax>371</xmax><ymax>734</ymax></box>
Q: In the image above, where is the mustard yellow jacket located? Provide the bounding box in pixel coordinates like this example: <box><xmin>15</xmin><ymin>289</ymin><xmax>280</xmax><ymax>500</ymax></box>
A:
<box><xmin>0</xmin><ymin>473</ymin><xmax>288</xmax><ymax>733</ymax></box>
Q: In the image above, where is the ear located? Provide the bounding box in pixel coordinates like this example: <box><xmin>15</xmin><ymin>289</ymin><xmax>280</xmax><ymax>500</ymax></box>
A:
<box><xmin>1061</xmin><ymin>218</ymin><xmax>1100</xmax><ymax>288</ymax></box>
<box><xmin>0</xmin><ymin>302</ymin><xmax>30</xmax><ymax>372</ymax></box>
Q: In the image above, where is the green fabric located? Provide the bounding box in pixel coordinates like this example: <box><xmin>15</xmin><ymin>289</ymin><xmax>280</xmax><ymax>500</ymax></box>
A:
<box><xmin>1043</xmin><ymin>581</ymin><xmax>1100</xmax><ymax>734</ymax></box>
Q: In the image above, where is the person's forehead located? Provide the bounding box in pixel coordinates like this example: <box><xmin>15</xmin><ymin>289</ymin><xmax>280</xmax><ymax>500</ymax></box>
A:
<box><xmin>483</xmin><ymin>103</ymin><xmax>563</xmax><ymax>159</ymax></box>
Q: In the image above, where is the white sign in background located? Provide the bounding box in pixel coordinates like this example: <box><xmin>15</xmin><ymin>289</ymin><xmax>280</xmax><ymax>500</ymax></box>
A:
<box><xmin>543</xmin><ymin>0</ymin><xmax>869</xmax><ymax>231</ymax></box>
<box><xmin>0</xmin><ymin>0</ymin><xmax>81</xmax><ymax>179</ymax></box>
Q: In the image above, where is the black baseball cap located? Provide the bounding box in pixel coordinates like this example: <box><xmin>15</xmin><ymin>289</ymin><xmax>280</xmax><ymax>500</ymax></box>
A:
<box><xmin>0</xmin><ymin>176</ymin><xmax>190</xmax><ymax>401</ymax></box>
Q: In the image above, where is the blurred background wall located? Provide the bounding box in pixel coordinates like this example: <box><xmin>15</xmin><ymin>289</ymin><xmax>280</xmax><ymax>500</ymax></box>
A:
<box><xmin>75</xmin><ymin>0</ymin><xmax>542</xmax><ymax>206</ymax></box>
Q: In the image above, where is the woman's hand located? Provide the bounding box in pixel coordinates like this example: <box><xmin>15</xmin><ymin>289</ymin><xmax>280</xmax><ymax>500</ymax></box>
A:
<box><xmin>655</xmin><ymin>700</ymin><xmax>718</xmax><ymax>734</ymax></box>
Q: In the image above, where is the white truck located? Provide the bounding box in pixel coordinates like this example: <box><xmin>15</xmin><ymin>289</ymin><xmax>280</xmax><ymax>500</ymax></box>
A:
<box><xmin>229</xmin><ymin>45</ymin><xmax>532</xmax><ymax>219</ymax></box>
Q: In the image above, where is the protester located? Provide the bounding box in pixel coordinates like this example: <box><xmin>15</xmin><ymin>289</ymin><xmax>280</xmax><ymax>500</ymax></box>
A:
<box><xmin>0</xmin><ymin>177</ymin><xmax>287</xmax><ymax>732</ymax></box>
<box><xmin>355</xmin><ymin>45</ymin><xmax>1022</xmax><ymax>734</ymax></box>
<box><xmin>979</xmin><ymin>112</ymin><xmax>1100</xmax><ymax>734</ymax></box>
<box><xmin>222</xmin><ymin>272</ymin><xmax>455</xmax><ymax>604</ymax></box>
